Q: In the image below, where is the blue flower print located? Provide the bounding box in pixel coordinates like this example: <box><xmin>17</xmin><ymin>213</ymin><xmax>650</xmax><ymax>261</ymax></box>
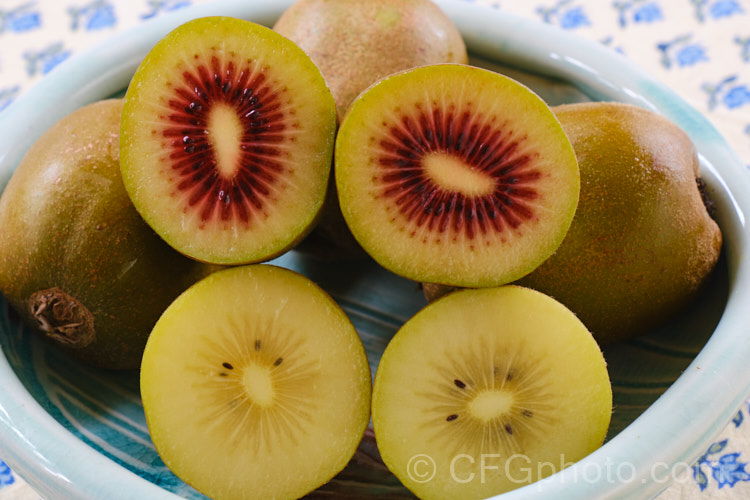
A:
<box><xmin>23</xmin><ymin>43</ymin><xmax>72</xmax><ymax>78</ymax></box>
<box><xmin>0</xmin><ymin>86</ymin><xmax>20</xmax><ymax>113</ymax></box>
<box><xmin>69</xmin><ymin>1</ymin><xmax>116</xmax><ymax>31</ymax></box>
<box><xmin>614</xmin><ymin>1</ymin><xmax>664</xmax><ymax>28</ymax></box>
<box><xmin>692</xmin><ymin>0</ymin><xmax>744</xmax><ymax>22</ymax></box>
<box><xmin>677</xmin><ymin>44</ymin><xmax>708</xmax><ymax>66</ymax></box>
<box><xmin>140</xmin><ymin>0</ymin><xmax>191</xmax><ymax>21</ymax></box>
<box><xmin>634</xmin><ymin>2</ymin><xmax>663</xmax><ymax>22</ymax></box>
<box><xmin>714</xmin><ymin>453</ymin><xmax>750</xmax><ymax>488</ymax></box>
<box><xmin>703</xmin><ymin>75</ymin><xmax>750</xmax><ymax>110</ymax></box>
<box><xmin>709</xmin><ymin>0</ymin><xmax>744</xmax><ymax>18</ymax></box>
<box><xmin>736</xmin><ymin>36</ymin><xmax>750</xmax><ymax>62</ymax></box>
<box><xmin>734</xmin><ymin>408</ymin><xmax>744</xmax><ymax>428</ymax></box>
<box><xmin>724</xmin><ymin>85</ymin><xmax>750</xmax><ymax>108</ymax></box>
<box><xmin>0</xmin><ymin>2</ymin><xmax>41</xmax><ymax>34</ymax></box>
<box><xmin>693</xmin><ymin>439</ymin><xmax>750</xmax><ymax>491</ymax></box>
<box><xmin>558</xmin><ymin>6</ymin><xmax>589</xmax><ymax>28</ymax></box>
<box><xmin>537</xmin><ymin>0</ymin><xmax>591</xmax><ymax>29</ymax></box>
<box><xmin>0</xmin><ymin>459</ymin><xmax>14</xmax><ymax>487</ymax></box>
<box><xmin>657</xmin><ymin>35</ymin><xmax>708</xmax><ymax>69</ymax></box>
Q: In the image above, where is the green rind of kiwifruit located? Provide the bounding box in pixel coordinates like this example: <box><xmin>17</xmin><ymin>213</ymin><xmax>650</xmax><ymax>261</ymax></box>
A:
<box><xmin>0</xmin><ymin>99</ymin><xmax>215</xmax><ymax>370</ymax></box>
<box><xmin>335</xmin><ymin>64</ymin><xmax>580</xmax><ymax>288</ymax></box>
<box><xmin>141</xmin><ymin>264</ymin><xmax>372</xmax><ymax>500</ymax></box>
<box><xmin>517</xmin><ymin>101</ymin><xmax>723</xmax><ymax>344</ymax></box>
<box><xmin>372</xmin><ymin>285</ymin><xmax>612</xmax><ymax>499</ymax></box>
<box><xmin>121</xmin><ymin>16</ymin><xmax>336</xmax><ymax>265</ymax></box>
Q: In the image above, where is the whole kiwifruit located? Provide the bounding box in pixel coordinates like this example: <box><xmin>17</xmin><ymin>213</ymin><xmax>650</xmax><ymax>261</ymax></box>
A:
<box><xmin>274</xmin><ymin>0</ymin><xmax>468</xmax><ymax>122</ymax></box>
<box><xmin>0</xmin><ymin>99</ymin><xmax>214</xmax><ymax>369</ymax></box>
<box><xmin>517</xmin><ymin>102</ymin><xmax>723</xmax><ymax>344</ymax></box>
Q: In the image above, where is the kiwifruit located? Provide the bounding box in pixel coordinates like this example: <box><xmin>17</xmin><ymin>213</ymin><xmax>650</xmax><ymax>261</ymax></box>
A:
<box><xmin>335</xmin><ymin>64</ymin><xmax>580</xmax><ymax>287</ymax></box>
<box><xmin>273</xmin><ymin>0</ymin><xmax>468</xmax><ymax>122</ymax></box>
<box><xmin>140</xmin><ymin>264</ymin><xmax>372</xmax><ymax>500</ymax></box>
<box><xmin>372</xmin><ymin>285</ymin><xmax>612</xmax><ymax>499</ymax></box>
<box><xmin>516</xmin><ymin>102</ymin><xmax>723</xmax><ymax>344</ymax></box>
<box><xmin>0</xmin><ymin>99</ymin><xmax>213</xmax><ymax>370</ymax></box>
<box><xmin>421</xmin><ymin>281</ymin><xmax>457</xmax><ymax>303</ymax></box>
<box><xmin>120</xmin><ymin>16</ymin><xmax>336</xmax><ymax>265</ymax></box>
<box><xmin>294</xmin><ymin>178</ymin><xmax>370</xmax><ymax>261</ymax></box>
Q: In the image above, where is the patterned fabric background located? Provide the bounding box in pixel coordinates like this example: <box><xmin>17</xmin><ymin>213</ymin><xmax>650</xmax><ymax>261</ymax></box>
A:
<box><xmin>0</xmin><ymin>0</ymin><xmax>749</xmax><ymax>499</ymax></box>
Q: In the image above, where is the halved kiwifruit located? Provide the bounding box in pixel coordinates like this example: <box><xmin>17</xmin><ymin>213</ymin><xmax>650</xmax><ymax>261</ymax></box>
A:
<box><xmin>372</xmin><ymin>286</ymin><xmax>612</xmax><ymax>499</ymax></box>
<box><xmin>335</xmin><ymin>64</ymin><xmax>579</xmax><ymax>287</ymax></box>
<box><xmin>140</xmin><ymin>264</ymin><xmax>372</xmax><ymax>499</ymax></box>
<box><xmin>121</xmin><ymin>16</ymin><xmax>336</xmax><ymax>265</ymax></box>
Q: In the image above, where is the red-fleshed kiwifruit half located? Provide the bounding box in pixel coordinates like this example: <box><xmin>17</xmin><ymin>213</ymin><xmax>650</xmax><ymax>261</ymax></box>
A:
<box><xmin>335</xmin><ymin>64</ymin><xmax>580</xmax><ymax>287</ymax></box>
<box><xmin>121</xmin><ymin>16</ymin><xmax>336</xmax><ymax>265</ymax></box>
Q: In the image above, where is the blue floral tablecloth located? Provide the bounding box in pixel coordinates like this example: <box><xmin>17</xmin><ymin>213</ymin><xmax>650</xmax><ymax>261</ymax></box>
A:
<box><xmin>1</xmin><ymin>0</ymin><xmax>749</xmax><ymax>498</ymax></box>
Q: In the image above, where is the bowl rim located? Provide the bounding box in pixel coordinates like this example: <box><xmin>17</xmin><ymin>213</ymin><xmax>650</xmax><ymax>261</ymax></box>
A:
<box><xmin>0</xmin><ymin>1</ymin><xmax>748</xmax><ymax>499</ymax></box>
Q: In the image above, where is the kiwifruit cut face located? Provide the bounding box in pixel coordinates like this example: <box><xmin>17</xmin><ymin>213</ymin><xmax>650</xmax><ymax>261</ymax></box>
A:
<box><xmin>335</xmin><ymin>64</ymin><xmax>579</xmax><ymax>287</ymax></box>
<box><xmin>372</xmin><ymin>286</ymin><xmax>612</xmax><ymax>499</ymax></box>
<box><xmin>140</xmin><ymin>264</ymin><xmax>372</xmax><ymax>500</ymax></box>
<box><xmin>121</xmin><ymin>16</ymin><xmax>336</xmax><ymax>265</ymax></box>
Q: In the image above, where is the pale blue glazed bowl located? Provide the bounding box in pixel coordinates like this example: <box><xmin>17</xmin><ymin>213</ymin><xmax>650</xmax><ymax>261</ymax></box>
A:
<box><xmin>0</xmin><ymin>1</ymin><xmax>748</xmax><ymax>499</ymax></box>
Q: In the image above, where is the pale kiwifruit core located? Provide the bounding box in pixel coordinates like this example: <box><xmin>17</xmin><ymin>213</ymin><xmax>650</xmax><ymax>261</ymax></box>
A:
<box><xmin>207</xmin><ymin>103</ymin><xmax>244</xmax><ymax>178</ymax></box>
<box><xmin>160</xmin><ymin>52</ymin><xmax>288</xmax><ymax>228</ymax></box>
<box><xmin>422</xmin><ymin>153</ymin><xmax>495</xmax><ymax>197</ymax></box>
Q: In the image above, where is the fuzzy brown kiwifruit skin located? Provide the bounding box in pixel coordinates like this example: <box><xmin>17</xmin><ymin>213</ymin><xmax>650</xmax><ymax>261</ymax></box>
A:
<box><xmin>515</xmin><ymin>102</ymin><xmax>722</xmax><ymax>344</ymax></box>
<box><xmin>273</xmin><ymin>0</ymin><xmax>468</xmax><ymax>122</ymax></box>
<box><xmin>421</xmin><ymin>282</ymin><xmax>458</xmax><ymax>303</ymax></box>
<box><xmin>0</xmin><ymin>99</ymin><xmax>215</xmax><ymax>370</ymax></box>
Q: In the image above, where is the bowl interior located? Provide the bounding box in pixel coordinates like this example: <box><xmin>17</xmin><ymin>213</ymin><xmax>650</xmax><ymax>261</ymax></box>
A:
<box><xmin>0</xmin><ymin>2</ymin><xmax>744</xmax><ymax>499</ymax></box>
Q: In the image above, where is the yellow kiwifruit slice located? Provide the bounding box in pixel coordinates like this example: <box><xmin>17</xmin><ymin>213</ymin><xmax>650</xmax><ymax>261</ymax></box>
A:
<box><xmin>335</xmin><ymin>64</ymin><xmax>580</xmax><ymax>287</ymax></box>
<box><xmin>140</xmin><ymin>265</ymin><xmax>371</xmax><ymax>500</ymax></box>
<box><xmin>121</xmin><ymin>17</ymin><xmax>336</xmax><ymax>265</ymax></box>
<box><xmin>372</xmin><ymin>286</ymin><xmax>612</xmax><ymax>499</ymax></box>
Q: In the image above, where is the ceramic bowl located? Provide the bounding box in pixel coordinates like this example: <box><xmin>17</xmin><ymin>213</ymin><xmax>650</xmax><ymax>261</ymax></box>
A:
<box><xmin>1</xmin><ymin>1</ymin><xmax>749</xmax><ymax>499</ymax></box>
